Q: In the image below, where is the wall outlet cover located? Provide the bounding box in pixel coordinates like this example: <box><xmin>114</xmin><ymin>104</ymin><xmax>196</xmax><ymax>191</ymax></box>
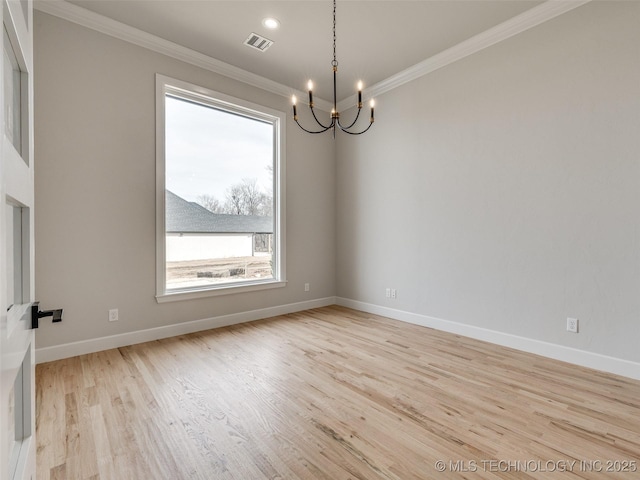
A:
<box><xmin>567</xmin><ymin>317</ymin><xmax>578</xmax><ymax>333</ymax></box>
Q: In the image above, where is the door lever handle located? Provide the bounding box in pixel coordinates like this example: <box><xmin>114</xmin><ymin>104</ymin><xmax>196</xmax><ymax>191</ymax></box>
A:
<box><xmin>31</xmin><ymin>302</ymin><xmax>64</xmax><ymax>329</ymax></box>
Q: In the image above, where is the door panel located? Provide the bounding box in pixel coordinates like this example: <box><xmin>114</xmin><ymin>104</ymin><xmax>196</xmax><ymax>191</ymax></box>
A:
<box><xmin>1</xmin><ymin>0</ymin><xmax>35</xmax><ymax>479</ymax></box>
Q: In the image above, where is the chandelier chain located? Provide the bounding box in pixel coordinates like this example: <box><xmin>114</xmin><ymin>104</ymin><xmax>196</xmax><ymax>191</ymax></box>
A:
<box><xmin>332</xmin><ymin>0</ymin><xmax>338</xmax><ymax>67</ymax></box>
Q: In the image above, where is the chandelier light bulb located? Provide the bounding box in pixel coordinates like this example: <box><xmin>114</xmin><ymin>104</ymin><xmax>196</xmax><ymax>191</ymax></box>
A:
<box><xmin>307</xmin><ymin>80</ymin><xmax>314</xmax><ymax>106</ymax></box>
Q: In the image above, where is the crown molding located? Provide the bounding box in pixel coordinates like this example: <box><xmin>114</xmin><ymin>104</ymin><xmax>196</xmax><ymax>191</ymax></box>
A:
<box><xmin>339</xmin><ymin>0</ymin><xmax>591</xmax><ymax>111</ymax></box>
<box><xmin>33</xmin><ymin>0</ymin><xmax>334</xmax><ymax>110</ymax></box>
<box><xmin>35</xmin><ymin>0</ymin><xmax>589</xmax><ymax>114</ymax></box>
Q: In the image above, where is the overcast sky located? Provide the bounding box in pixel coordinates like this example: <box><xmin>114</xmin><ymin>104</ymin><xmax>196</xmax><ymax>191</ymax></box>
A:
<box><xmin>165</xmin><ymin>96</ymin><xmax>273</xmax><ymax>203</ymax></box>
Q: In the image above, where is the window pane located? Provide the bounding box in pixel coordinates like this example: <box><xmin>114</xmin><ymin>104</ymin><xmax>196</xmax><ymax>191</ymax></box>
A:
<box><xmin>8</xmin><ymin>348</ymin><xmax>31</xmax><ymax>479</ymax></box>
<box><xmin>4</xmin><ymin>204</ymin><xmax>23</xmax><ymax>309</ymax></box>
<box><xmin>3</xmin><ymin>26</ymin><xmax>22</xmax><ymax>156</ymax></box>
<box><xmin>8</xmin><ymin>365</ymin><xmax>23</xmax><ymax>477</ymax></box>
<box><xmin>165</xmin><ymin>95</ymin><xmax>275</xmax><ymax>290</ymax></box>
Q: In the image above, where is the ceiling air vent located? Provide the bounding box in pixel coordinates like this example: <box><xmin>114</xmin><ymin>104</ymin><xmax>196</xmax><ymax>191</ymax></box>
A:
<box><xmin>244</xmin><ymin>33</ymin><xmax>274</xmax><ymax>52</ymax></box>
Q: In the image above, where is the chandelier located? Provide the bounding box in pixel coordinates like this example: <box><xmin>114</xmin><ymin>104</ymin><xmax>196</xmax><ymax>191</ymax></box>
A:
<box><xmin>292</xmin><ymin>0</ymin><xmax>375</xmax><ymax>136</ymax></box>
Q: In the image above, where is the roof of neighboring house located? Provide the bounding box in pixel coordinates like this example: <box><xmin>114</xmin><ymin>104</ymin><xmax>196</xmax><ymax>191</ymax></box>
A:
<box><xmin>166</xmin><ymin>190</ymin><xmax>273</xmax><ymax>234</ymax></box>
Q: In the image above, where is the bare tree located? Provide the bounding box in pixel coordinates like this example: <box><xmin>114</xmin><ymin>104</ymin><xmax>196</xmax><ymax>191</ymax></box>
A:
<box><xmin>240</xmin><ymin>178</ymin><xmax>263</xmax><ymax>215</ymax></box>
<box><xmin>225</xmin><ymin>184</ymin><xmax>245</xmax><ymax>215</ymax></box>
<box><xmin>196</xmin><ymin>194</ymin><xmax>224</xmax><ymax>213</ymax></box>
<box><xmin>258</xmin><ymin>191</ymin><xmax>273</xmax><ymax>216</ymax></box>
<box><xmin>197</xmin><ymin>179</ymin><xmax>273</xmax><ymax>216</ymax></box>
<box><xmin>223</xmin><ymin>178</ymin><xmax>272</xmax><ymax>216</ymax></box>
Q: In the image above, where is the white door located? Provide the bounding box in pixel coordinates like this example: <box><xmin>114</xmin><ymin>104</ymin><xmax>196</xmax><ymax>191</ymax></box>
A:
<box><xmin>1</xmin><ymin>0</ymin><xmax>35</xmax><ymax>479</ymax></box>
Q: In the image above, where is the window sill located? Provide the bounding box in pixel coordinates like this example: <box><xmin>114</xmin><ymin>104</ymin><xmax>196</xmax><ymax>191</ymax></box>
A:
<box><xmin>156</xmin><ymin>279</ymin><xmax>287</xmax><ymax>303</ymax></box>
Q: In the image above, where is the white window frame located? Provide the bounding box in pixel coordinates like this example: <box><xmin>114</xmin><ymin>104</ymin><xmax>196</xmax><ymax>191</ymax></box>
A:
<box><xmin>155</xmin><ymin>74</ymin><xmax>286</xmax><ymax>302</ymax></box>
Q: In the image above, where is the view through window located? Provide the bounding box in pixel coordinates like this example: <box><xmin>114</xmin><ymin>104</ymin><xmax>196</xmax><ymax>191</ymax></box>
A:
<box><xmin>163</xmin><ymin>91</ymin><xmax>279</xmax><ymax>292</ymax></box>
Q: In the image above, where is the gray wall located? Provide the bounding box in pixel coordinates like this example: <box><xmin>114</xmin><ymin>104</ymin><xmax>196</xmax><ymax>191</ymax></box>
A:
<box><xmin>336</xmin><ymin>1</ymin><xmax>640</xmax><ymax>363</ymax></box>
<box><xmin>35</xmin><ymin>2</ymin><xmax>640</xmax><ymax>366</ymax></box>
<box><xmin>34</xmin><ymin>12</ymin><xmax>336</xmax><ymax>349</ymax></box>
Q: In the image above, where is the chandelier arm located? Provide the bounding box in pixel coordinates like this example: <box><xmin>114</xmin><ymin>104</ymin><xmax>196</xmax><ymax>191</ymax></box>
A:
<box><xmin>336</xmin><ymin>106</ymin><xmax>362</xmax><ymax>130</ymax></box>
<box><xmin>310</xmin><ymin>106</ymin><xmax>333</xmax><ymax>130</ymax></box>
<box><xmin>337</xmin><ymin>120</ymin><xmax>374</xmax><ymax>135</ymax></box>
<box><xmin>294</xmin><ymin>117</ymin><xmax>335</xmax><ymax>134</ymax></box>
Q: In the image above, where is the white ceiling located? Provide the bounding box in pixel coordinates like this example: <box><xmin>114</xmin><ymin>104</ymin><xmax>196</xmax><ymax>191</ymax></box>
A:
<box><xmin>65</xmin><ymin>0</ymin><xmax>544</xmax><ymax>102</ymax></box>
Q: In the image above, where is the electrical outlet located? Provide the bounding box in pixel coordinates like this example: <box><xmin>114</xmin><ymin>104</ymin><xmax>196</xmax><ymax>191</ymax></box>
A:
<box><xmin>391</xmin><ymin>289</ymin><xmax>397</xmax><ymax>299</ymax></box>
<box><xmin>304</xmin><ymin>283</ymin><xmax>310</xmax><ymax>292</ymax></box>
<box><xmin>109</xmin><ymin>309</ymin><xmax>119</xmax><ymax>322</ymax></box>
<box><xmin>566</xmin><ymin>317</ymin><xmax>578</xmax><ymax>333</ymax></box>
<box><xmin>385</xmin><ymin>288</ymin><xmax>390</xmax><ymax>298</ymax></box>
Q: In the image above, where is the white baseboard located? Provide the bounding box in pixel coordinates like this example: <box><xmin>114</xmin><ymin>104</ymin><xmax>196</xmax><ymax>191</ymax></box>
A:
<box><xmin>35</xmin><ymin>296</ymin><xmax>336</xmax><ymax>364</ymax></box>
<box><xmin>336</xmin><ymin>297</ymin><xmax>640</xmax><ymax>381</ymax></box>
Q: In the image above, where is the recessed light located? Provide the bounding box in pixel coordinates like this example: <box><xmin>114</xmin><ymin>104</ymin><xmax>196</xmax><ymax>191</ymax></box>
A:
<box><xmin>262</xmin><ymin>17</ymin><xmax>280</xmax><ymax>30</ymax></box>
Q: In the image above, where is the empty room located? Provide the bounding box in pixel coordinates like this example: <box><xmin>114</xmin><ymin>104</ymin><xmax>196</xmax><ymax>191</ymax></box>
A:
<box><xmin>1</xmin><ymin>0</ymin><xmax>639</xmax><ymax>479</ymax></box>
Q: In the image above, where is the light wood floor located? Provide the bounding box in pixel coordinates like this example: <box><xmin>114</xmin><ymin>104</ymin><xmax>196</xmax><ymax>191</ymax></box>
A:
<box><xmin>36</xmin><ymin>306</ymin><xmax>640</xmax><ymax>479</ymax></box>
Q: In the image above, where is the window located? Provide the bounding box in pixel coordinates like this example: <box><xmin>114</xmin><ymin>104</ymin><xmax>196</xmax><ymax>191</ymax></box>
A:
<box><xmin>156</xmin><ymin>76</ymin><xmax>285</xmax><ymax>301</ymax></box>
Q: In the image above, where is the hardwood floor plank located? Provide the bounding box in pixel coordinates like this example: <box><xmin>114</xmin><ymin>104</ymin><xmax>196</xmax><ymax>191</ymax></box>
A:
<box><xmin>36</xmin><ymin>306</ymin><xmax>640</xmax><ymax>479</ymax></box>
